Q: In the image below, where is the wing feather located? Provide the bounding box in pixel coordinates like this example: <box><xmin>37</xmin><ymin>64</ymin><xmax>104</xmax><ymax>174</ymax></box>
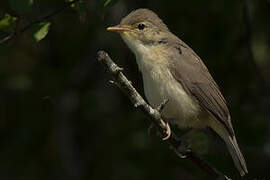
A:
<box><xmin>167</xmin><ymin>41</ymin><xmax>234</xmax><ymax>136</ymax></box>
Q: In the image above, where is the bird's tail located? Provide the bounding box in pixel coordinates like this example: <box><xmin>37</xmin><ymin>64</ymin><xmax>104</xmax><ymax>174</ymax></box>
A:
<box><xmin>209</xmin><ymin>120</ymin><xmax>248</xmax><ymax>176</ymax></box>
<box><xmin>224</xmin><ymin>134</ymin><xmax>248</xmax><ymax>176</ymax></box>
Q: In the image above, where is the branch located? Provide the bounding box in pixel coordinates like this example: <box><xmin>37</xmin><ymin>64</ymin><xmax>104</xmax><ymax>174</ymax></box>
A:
<box><xmin>97</xmin><ymin>50</ymin><xmax>230</xmax><ymax>180</ymax></box>
<box><xmin>0</xmin><ymin>0</ymin><xmax>81</xmax><ymax>44</ymax></box>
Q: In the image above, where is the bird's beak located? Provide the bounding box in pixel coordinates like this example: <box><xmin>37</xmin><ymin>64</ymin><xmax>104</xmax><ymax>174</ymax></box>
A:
<box><xmin>107</xmin><ymin>25</ymin><xmax>130</xmax><ymax>32</ymax></box>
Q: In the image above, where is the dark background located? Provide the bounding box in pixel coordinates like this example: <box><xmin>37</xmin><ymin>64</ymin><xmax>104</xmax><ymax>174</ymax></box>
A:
<box><xmin>0</xmin><ymin>0</ymin><xmax>270</xmax><ymax>179</ymax></box>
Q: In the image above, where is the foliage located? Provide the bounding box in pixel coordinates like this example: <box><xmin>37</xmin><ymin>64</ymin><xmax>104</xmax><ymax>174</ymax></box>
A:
<box><xmin>29</xmin><ymin>21</ymin><xmax>51</xmax><ymax>42</ymax></box>
<box><xmin>0</xmin><ymin>14</ymin><xmax>17</xmax><ymax>32</ymax></box>
<box><xmin>103</xmin><ymin>0</ymin><xmax>119</xmax><ymax>7</ymax></box>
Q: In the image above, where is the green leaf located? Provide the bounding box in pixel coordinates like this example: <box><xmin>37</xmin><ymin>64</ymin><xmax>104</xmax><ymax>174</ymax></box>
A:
<box><xmin>9</xmin><ymin>0</ymin><xmax>34</xmax><ymax>14</ymax></box>
<box><xmin>103</xmin><ymin>0</ymin><xmax>118</xmax><ymax>7</ymax></box>
<box><xmin>0</xmin><ymin>14</ymin><xmax>17</xmax><ymax>32</ymax></box>
<box><xmin>104</xmin><ymin>0</ymin><xmax>111</xmax><ymax>6</ymax></box>
<box><xmin>30</xmin><ymin>21</ymin><xmax>51</xmax><ymax>43</ymax></box>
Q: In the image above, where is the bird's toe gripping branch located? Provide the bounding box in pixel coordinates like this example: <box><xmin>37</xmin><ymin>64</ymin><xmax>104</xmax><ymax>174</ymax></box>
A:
<box><xmin>156</xmin><ymin>99</ymin><xmax>171</xmax><ymax>140</ymax></box>
<box><xmin>162</xmin><ymin>122</ymin><xmax>171</xmax><ymax>140</ymax></box>
<box><xmin>175</xmin><ymin>137</ymin><xmax>191</xmax><ymax>158</ymax></box>
<box><xmin>148</xmin><ymin>121</ymin><xmax>171</xmax><ymax>140</ymax></box>
<box><xmin>156</xmin><ymin>99</ymin><xmax>169</xmax><ymax>112</ymax></box>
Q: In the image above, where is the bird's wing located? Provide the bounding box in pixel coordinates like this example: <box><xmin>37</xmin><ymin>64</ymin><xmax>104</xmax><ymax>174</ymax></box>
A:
<box><xmin>167</xmin><ymin>41</ymin><xmax>234</xmax><ymax>136</ymax></box>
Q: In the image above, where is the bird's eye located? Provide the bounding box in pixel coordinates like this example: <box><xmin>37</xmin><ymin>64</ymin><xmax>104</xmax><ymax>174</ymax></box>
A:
<box><xmin>137</xmin><ymin>23</ymin><xmax>145</xmax><ymax>30</ymax></box>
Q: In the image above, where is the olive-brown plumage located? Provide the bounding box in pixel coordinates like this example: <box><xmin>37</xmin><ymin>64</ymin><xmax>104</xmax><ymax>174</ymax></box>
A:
<box><xmin>107</xmin><ymin>8</ymin><xmax>248</xmax><ymax>176</ymax></box>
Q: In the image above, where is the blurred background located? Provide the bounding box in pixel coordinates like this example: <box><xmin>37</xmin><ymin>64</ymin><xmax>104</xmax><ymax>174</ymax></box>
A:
<box><xmin>0</xmin><ymin>0</ymin><xmax>270</xmax><ymax>179</ymax></box>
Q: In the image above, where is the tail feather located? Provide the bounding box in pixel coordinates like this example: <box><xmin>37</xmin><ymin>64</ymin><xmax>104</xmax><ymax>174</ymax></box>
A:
<box><xmin>225</xmin><ymin>135</ymin><xmax>248</xmax><ymax>176</ymax></box>
<box><xmin>209</xmin><ymin>120</ymin><xmax>248</xmax><ymax>176</ymax></box>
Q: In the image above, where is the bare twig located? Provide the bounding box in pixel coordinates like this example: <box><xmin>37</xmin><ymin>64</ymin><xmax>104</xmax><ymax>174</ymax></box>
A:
<box><xmin>0</xmin><ymin>31</ymin><xmax>15</xmax><ymax>44</ymax></box>
<box><xmin>97</xmin><ymin>50</ymin><xmax>230</xmax><ymax>180</ymax></box>
<box><xmin>0</xmin><ymin>0</ymin><xmax>82</xmax><ymax>44</ymax></box>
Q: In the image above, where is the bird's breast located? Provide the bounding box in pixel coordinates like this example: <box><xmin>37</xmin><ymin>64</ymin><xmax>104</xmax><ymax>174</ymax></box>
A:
<box><xmin>137</xmin><ymin>53</ymin><xmax>203</xmax><ymax>128</ymax></box>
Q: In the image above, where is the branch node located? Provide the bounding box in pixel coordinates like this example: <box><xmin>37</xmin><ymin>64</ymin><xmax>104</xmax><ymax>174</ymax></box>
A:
<box><xmin>134</xmin><ymin>102</ymin><xmax>142</xmax><ymax>108</ymax></box>
<box><xmin>109</xmin><ymin>80</ymin><xmax>115</xmax><ymax>84</ymax></box>
<box><xmin>111</xmin><ymin>64</ymin><xmax>123</xmax><ymax>74</ymax></box>
<box><xmin>116</xmin><ymin>67</ymin><xmax>124</xmax><ymax>72</ymax></box>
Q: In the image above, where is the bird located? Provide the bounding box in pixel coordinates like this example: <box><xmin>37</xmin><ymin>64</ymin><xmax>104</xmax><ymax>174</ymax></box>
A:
<box><xmin>107</xmin><ymin>8</ymin><xmax>248</xmax><ymax>176</ymax></box>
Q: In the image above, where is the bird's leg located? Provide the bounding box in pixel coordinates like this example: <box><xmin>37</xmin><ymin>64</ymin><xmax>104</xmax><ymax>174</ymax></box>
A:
<box><xmin>148</xmin><ymin>117</ymin><xmax>172</xmax><ymax>139</ymax></box>
<box><xmin>175</xmin><ymin>129</ymin><xmax>193</xmax><ymax>158</ymax></box>
<box><xmin>157</xmin><ymin>99</ymin><xmax>172</xmax><ymax>140</ymax></box>
<box><xmin>173</xmin><ymin>139</ymin><xmax>191</xmax><ymax>158</ymax></box>
<box><xmin>148</xmin><ymin>99</ymin><xmax>172</xmax><ymax>140</ymax></box>
<box><xmin>156</xmin><ymin>99</ymin><xmax>169</xmax><ymax>112</ymax></box>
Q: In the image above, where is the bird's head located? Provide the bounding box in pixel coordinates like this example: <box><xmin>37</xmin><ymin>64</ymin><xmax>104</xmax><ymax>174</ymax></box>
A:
<box><xmin>107</xmin><ymin>9</ymin><xmax>171</xmax><ymax>55</ymax></box>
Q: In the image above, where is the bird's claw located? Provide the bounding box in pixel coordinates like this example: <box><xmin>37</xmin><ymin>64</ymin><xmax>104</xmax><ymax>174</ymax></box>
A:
<box><xmin>162</xmin><ymin>122</ymin><xmax>171</xmax><ymax>140</ymax></box>
<box><xmin>175</xmin><ymin>138</ymin><xmax>191</xmax><ymax>158</ymax></box>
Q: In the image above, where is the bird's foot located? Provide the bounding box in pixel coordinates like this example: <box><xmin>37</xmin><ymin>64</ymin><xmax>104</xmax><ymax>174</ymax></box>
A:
<box><xmin>174</xmin><ymin>136</ymin><xmax>191</xmax><ymax>158</ymax></box>
<box><xmin>148</xmin><ymin>121</ymin><xmax>171</xmax><ymax>140</ymax></box>
<box><xmin>156</xmin><ymin>99</ymin><xmax>169</xmax><ymax>112</ymax></box>
<box><xmin>162</xmin><ymin>122</ymin><xmax>171</xmax><ymax>140</ymax></box>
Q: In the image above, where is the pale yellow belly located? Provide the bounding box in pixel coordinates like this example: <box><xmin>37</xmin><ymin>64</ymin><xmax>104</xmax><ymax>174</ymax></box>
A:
<box><xmin>141</xmin><ymin>67</ymin><xmax>205</xmax><ymax>129</ymax></box>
